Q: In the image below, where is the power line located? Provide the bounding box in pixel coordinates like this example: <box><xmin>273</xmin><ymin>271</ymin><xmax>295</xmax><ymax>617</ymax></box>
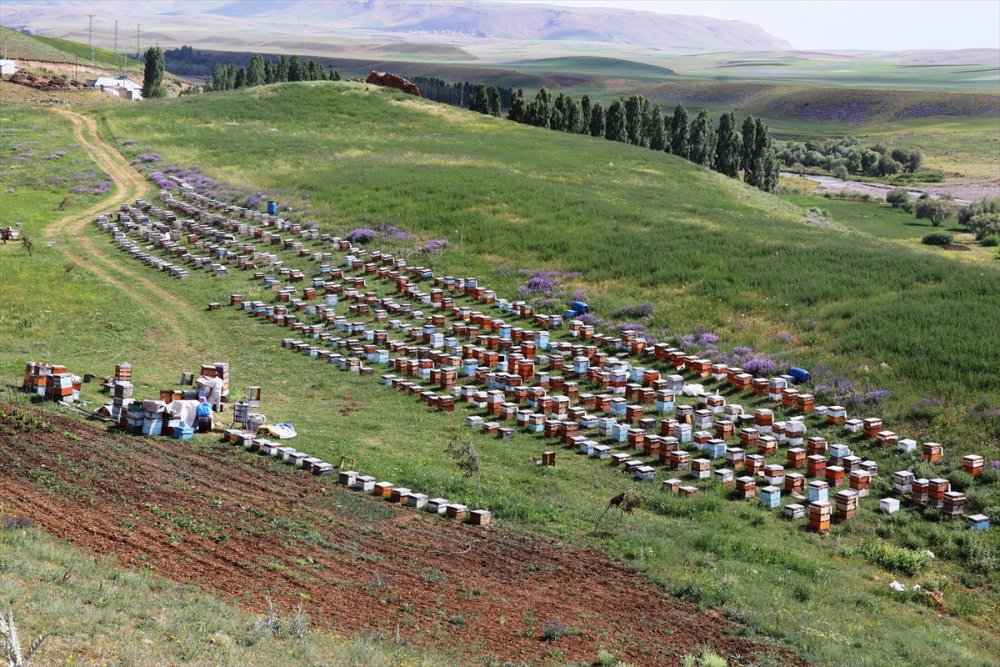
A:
<box><xmin>88</xmin><ymin>14</ymin><xmax>94</xmax><ymax>63</ymax></box>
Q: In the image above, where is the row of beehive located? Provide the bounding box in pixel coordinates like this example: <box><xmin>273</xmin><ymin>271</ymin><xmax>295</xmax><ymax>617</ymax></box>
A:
<box><xmin>141</xmin><ymin>188</ymin><xmax>992</xmax><ymax>532</ymax></box>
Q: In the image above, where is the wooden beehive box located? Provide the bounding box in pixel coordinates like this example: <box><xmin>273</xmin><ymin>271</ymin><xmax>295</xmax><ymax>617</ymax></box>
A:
<box><xmin>714</xmin><ymin>468</ymin><xmax>735</xmax><ymax>489</ymax></box>
<box><xmin>757</xmin><ymin>436</ymin><xmax>778</xmax><ymax>456</ymax></box>
<box><xmin>825</xmin><ymin>466</ymin><xmax>845</xmax><ymax>487</ymax></box>
<box><xmin>735</xmin><ymin>476</ymin><xmax>756</xmax><ymax>499</ymax></box>
<box><xmin>922</xmin><ymin>442</ymin><xmax>943</xmax><ymax>463</ymax></box>
<box><xmin>746</xmin><ymin>454</ymin><xmax>766</xmax><ymax>475</ymax></box>
<box><xmin>786</xmin><ymin>448</ymin><xmax>806</xmax><ymax>468</ymax></box>
<box><xmin>470</xmin><ymin>509</ymin><xmax>492</xmax><ymax>526</ymax></box>
<box><xmin>835</xmin><ymin>489</ymin><xmax>858</xmax><ymax>520</ymax></box>
<box><xmin>863</xmin><ymin>418</ymin><xmax>883</xmax><ymax>437</ymax></box>
<box><xmin>373</xmin><ymin>481</ymin><xmax>395</xmax><ymax>498</ymax></box>
<box><xmin>963</xmin><ymin>454</ymin><xmax>984</xmax><ymax>476</ymax></box>
<box><xmin>724</xmin><ymin>447</ymin><xmax>745</xmax><ymax>471</ymax></box>
<box><xmin>445</xmin><ymin>504</ymin><xmax>469</xmax><ymax>521</ymax></box>
<box><xmin>808</xmin><ymin>501</ymin><xmax>831</xmax><ymax>532</ymax></box>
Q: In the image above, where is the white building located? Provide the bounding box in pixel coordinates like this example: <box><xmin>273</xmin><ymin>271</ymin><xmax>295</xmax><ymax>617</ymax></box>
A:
<box><xmin>90</xmin><ymin>75</ymin><xmax>143</xmax><ymax>101</ymax></box>
<box><xmin>0</xmin><ymin>59</ymin><xmax>18</xmax><ymax>76</ymax></box>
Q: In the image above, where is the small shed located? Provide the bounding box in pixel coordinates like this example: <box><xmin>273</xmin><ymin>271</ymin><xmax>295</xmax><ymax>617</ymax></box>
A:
<box><xmin>0</xmin><ymin>60</ymin><xmax>18</xmax><ymax>76</ymax></box>
<box><xmin>90</xmin><ymin>75</ymin><xmax>143</xmax><ymax>101</ymax></box>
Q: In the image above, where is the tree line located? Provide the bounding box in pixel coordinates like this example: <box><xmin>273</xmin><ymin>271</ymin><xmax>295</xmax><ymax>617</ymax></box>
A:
<box><xmin>205</xmin><ymin>54</ymin><xmax>341</xmax><ymax>92</ymax></box>
<box><xmin>411</xmin><ymin>77</ymin><xmax>514</xmax><ymax>112</ymax></box>
<box><xmin>464</xmin><ymin>85</ymin><xmax>779</xmax><ymax>192</ymax></box>
<box><xmin>778</xmin><ymin>137</ymin><xmax>923</xmax><ymax>179</ymax></box>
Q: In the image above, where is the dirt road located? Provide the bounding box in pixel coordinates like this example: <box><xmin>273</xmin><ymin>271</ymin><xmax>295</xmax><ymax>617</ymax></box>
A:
<box><xmin>42</xmin><ymin>108</ymin><xmax>211</xmax><ymax>345</ymax></box>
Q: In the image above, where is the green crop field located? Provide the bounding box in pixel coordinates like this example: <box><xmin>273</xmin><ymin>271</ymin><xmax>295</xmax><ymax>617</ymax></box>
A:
<box><xmin>3</xmin><ymin>83</ymin><xmax>999</xmax><ymax>667</ymax></box>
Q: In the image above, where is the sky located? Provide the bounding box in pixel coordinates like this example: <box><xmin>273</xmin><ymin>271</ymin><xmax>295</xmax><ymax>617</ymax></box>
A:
<box><xmin>505</xmin><ymin>0</ymin><xmax>1000</xmax><ymax>51</ymax></box>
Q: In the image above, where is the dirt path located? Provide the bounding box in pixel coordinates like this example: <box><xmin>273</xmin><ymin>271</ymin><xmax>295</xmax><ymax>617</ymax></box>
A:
<box><xmin>0</xmin><ymin>407</ymin><xmax>802</xmax><ymax>667</ymax></box>
<box><xmin>41</xmin><ymin>108</ymin><xmax>211</xmax><ymax>344</ymax></box>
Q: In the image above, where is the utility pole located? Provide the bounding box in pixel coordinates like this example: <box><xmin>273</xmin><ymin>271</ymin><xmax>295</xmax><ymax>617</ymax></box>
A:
<box><xmin>136</xmin><ymin>24</ymin><xmax>140</xmax><ymax>61</ymax></box>
<box><xmin>88</xmin><ymin>14</ymin><xmax>95</xmax><ymax>63</ymax></box>
<box><xmin>114</xmin><ymin>19</ymin><xmax>118</xmax><ymax>71</ymax></box>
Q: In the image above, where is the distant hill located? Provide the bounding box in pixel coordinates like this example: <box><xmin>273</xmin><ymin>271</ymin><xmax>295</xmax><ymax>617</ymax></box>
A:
<box><xmin>2</xmin><ymin>0</ymin><xmax>791</xmax><ymax>52</ymax></box>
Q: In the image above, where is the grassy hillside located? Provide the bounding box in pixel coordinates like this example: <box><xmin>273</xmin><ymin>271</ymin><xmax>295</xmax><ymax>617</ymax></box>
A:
<box><xmin>3</xmin><ymin>87</ymin><xmax>999</xmax><ymax>666</ymax></box>
<box><xmin>98</xmin><ymin>83</ymin><xmax>1000</xmax><ymax>423</ymax></box>
<box><xmin>0</xmin><ymin>26</ymin><xmax>137</xmax><ymax>71</ymax></box>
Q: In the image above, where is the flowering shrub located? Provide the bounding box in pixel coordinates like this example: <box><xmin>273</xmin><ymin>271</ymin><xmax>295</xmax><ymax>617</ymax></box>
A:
<box><xmin>131</xmin><ymin>153</ymin><xmax>161</xmax><ymax>163</ymax></box>
<box><xmin>517</xmin><ymin>270</ymin><xmax>563</xmax><ymax>297</ymax></box>
<box><xmin>346</xmin><ymin>228</ymin><xmax>378</xmax><ymax>244</ymax></box>
<box><xmin>420</xmin><ymin>238</ymin><xmax>450</xmax><ymax>253</ymax></box>
<box><xmin>148</xmin><ymin>171</ymin><xmax>176</xmax><ymax>190</ymax></box>
<box><xmin>377</xmin><ymin>224</ymin><xmax>415</xmax><ymax>240</ymax></box>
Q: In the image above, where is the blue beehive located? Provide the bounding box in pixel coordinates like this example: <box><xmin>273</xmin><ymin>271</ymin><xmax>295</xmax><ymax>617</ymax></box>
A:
<box><xmin>535</xmin><ymin>331</ymin><xmax>550</xmax><ymax>350</ymax></box>
<box><xmin>808</xmin><ymin>481</ymin><xmax>829</xmax><ymax>504</ymax></box>
<box><xmin>142</xmin><ymin>418</ymin><xmax>163</xmax><ymax>437</ymax></box>
<box><xmin>463</xmin><ymin>359</ymin><xmax>478</xmax><ymax>377</ymax></box>
<box><xmin>967</xmin><ymin>514</ymin><xmax>990</xmax><ymax>531</ymax></box>
<box><xmin>578</xmin><ymin>440</ymin><xmax>595</xmax><ymax>455</ymax></box>
<box><xmin>499</xmin><ymin>325</ymin><xmax>511</xmax><ymax>339</ymax></box>
<box><xmin>173</xmin><ymin>425</ymin><xmax>194</xmax><ymax>440</ymax></box>
<box><xmin>656</xmin><ymin>398</ymin><xmax>675</xmax><ymax>414</ymax></box>
<box><xmin>705</xmin><ymin>442</ymin><xmax>726</xmax><ymax>459</ymax></box>
<box><xmin>573</xmin><ymin>357</ymin><xmax>590</xmax><ymax>374</ymax></box>
<box><xmin>612</xmin><ymin>422</ymin><xmax>630</xmax><ymax>442</ymax></box>
<box><xmin>761</xmin><ymin>486</ymin><xmax>782</xmax><ymax>509</ymax></box>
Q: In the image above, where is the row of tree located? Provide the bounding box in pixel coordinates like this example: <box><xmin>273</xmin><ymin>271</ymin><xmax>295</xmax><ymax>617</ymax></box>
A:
<box><xmin>464</xmin><ymin>85</ymin><xmax>779</xmax><ymax>192</ymax></box>
<box><xmin>411</xmin><ymin>77</ymin><xmax>515</xmax><ymax>112</ymax></box>
<box><xmin>778</xmin><ymin>137</ymin><xmax>924</xmax><ymax>179</ymax></box>
<box><xmin>206</xmin><ymin>54</ymin><xmax>341</xmax><ymax>92</ymax></box>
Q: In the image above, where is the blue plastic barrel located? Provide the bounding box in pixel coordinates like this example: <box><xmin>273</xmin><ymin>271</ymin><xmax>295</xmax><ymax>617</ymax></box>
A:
<box><xmin>570</xmin><ymin>300</ymin><xmax>590</xmax><ymax>315</ymax></box>
<box><xmin>788</xmin><ymin>367</ymin><xmax>811</xmax><ymax>384</ymax></box>
<box><xmin>267</xmin><ymin>200</ymin><xmax>277</xmax><ymax>215</ymax></box>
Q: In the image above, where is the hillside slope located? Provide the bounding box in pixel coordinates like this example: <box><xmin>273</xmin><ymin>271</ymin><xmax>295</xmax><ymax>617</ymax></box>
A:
<box><xmin>100</xmin><ymin>82</ymin><xmax>1000</xmax><ymax>419</ymax></box>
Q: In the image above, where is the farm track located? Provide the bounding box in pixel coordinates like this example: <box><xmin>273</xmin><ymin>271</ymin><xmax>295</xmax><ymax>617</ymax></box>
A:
<box><xmin>0</xmin><ymin>407</ymin><xmax>804</xmax><ymax>667</ymax></box>
<box><xmin>41</xmin><ymin>108</ymin><xmax>211</xmax><ymax>345</ymax></box>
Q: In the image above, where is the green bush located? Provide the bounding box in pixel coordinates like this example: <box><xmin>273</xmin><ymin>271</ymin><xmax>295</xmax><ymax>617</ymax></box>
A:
<box><xmin>958</xmin><ymin>532</ymin><xmax>1000</xmax><ymax>574</ymax></box>
<box><xmin>886</xmin><ymin>187</ymin><xmax>909</xmax><ymax>208</ymax></box>
<box><xmin>947</xmin><ymin>471</ymin><xmax>974</xmax><ymax>492</ymax></box>
<box><xmin>921</xmin><ymin>232</ymin><xmax>953</xmax><ymax>246</ymax></box>
<box><xmin>981</xmin><ymin>235</ymin><xmax>999</xmax><ymax>247</ymax></box>
<box><xmin>860</xmin><ymin>539</ymin><xmax>930</xmax><ymax>576</ymax></box>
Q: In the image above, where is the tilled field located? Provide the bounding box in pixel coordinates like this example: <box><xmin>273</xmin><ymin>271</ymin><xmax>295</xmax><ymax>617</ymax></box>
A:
<box><xmin>0</xmin><ymin>406</ymin><xmax>800</xmax><ymax>666</ymax></box>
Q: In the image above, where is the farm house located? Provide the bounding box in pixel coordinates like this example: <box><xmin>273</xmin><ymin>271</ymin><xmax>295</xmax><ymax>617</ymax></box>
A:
<box><xmin>89</xmin><ymin>75</ymin><xmax>143</xmax><ymax>101</ymax></box>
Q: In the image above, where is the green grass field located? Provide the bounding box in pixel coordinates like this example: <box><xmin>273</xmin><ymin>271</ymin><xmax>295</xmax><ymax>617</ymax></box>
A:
<box><xmin>3</xmin><ymin>85</ymin><xmax>999</xmax><ymax>666</ymax></box>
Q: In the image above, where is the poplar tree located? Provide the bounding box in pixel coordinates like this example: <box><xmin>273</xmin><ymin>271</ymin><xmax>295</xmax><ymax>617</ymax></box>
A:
<box><xmin>713</xmin><ymin>112</ymin><xmax>741</xmax><ymax>178</ymax></box>
<box><xmin>469</xmin><ymin>84</ymin><xmax>489</xmax><ymax>113</ymax></box>
<box><xmin>488</xmin><ymin>86</ymin><xmax>502</xmax><ymax>116</ymax></box>
<box><xmin>589</xmin><ymin>102</ymin><xmax>604</xmax><ymax>137</ymax></box>
<box><xmin>649</xmin><ymin>105</ymin><xmax>665</xmax><ymax>151</ymax></box>
<box><xmin>579</xmin><ymin>95</ymin><xmax>592</xmax><ymax>134</ymax></box>
<box><xmin>625</xmin><ymin>95</ymin><xmax>641</xmax><ymax>145</ymax></box>
<box><xmin>605</xmin><ymin>99</ymin><xmax>626</xmax><ymax>142</ymax></box>
<box><xmin>688</xmin><ymin>109</ymin><xmax>715</xmax><ymax>167</ymax></box>
<box><xmin>141</xmin><ymin>46</ymin><xmax>165</xmax><ymax>98</ymax></box>
<box><xmin>670</xmin><ymin>104</ymin><xmax>688</xmax><ymax>158</ymax></box>
<box><xmin>247</xmin><ymin>53</ymin><xmax>265</xmax><ymax>86</ymax></box>
<box><xmin>741</xmin><ymin>115</ymin><xmax>758</xmax><ymax>184</ymax></box>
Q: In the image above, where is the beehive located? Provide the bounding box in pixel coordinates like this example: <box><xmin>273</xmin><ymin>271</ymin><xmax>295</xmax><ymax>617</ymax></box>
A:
<box><xmin>807</xmin><ymin>455</ymin><xmax>827</xmax><ymax>478</ymax></box>
<box><xmin>784</xmin><ymin>472</ymin><xmax>806</xmax><ymax>495</ymax></box>
<box><xmin>714</xmin><ymin>468</ymin><xmax>735</xmax><ymax>489</ymax></box>
<box><xmin>849</xmin><ymin>470</ymin><xmax>871</xmax><ymax>497</ymax></box>
<box><xmin>963</xmin><ymin>454</ymin><xmax>984</xmax><ymax>476</ymax></box>
<box><xmin>807</xmin><ymin>480</ymin><xmax>829</xmax><ymax>504</ymax></box>
<box><xmin>835</xmin><ymin>489</ymin><xmax>858</xmax><ymax>521</ymax></box>
<box><xmin>786</xmin><ymin>448</ymin><xmax>806</xmax><ymax>468</ymax></box>
<box><xmin>735</xmin><ymin>476</ymin><xmax>756</xmax><ymax>499</ymax></box>
<box><xmin>922</xmin><ymin>442</ymin><xmax>943</xmax><ymax>463</ymax></box>
<box><xmin>745</xmin><ymin>454</ymin><xmax>766</xmax><ymax>475</ymax></box>
<box><xmin>784</xmin><ymin>503</ymin><xmax>805</xmax><ymax>519</ymax></box>
<box><xmin>760</xmin><ymin>485</ymin><xmax>781</xmax><ymax>509</ymax></box>
<box><xmin>809</xmin><ymin>501</ymin><xmax>832</xmax><ymax>532</ymax></box>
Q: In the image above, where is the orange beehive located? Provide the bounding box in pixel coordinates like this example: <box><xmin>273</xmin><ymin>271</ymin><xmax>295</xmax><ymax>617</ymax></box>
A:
<box><xmin>784</xmin><ymin>472</ymin><xmax>806</xmax><ymax>495</ymax></box>
<box><xmin>796</xmin><ymin>393</ymin><xmax>815</xmax><ymax>412</ymax></box>
<box><xmin>781</xmin><ymin>388</ymin><xmax>800</xmax><ymax>408</ymax></box>
<box><xmin>863</xmin><ymin>418</ymin><xmax>883</xmax><ymax>437</ymax></box>
<box><xmin>745</xmin><ymin>454</ymin><xmax>766</xmax><ymax>475</ymax></box>
<box><xmin>875</xmin><ymin>431</ymin><xmax>898</xmax><ymax>447</ymax></box>
<box><xmin>808</xmin><ymin>501</ymin><xmax>831</xmax><ymax>532</ymax></box>
<box><xmin>963</xmin><ymin>454</ymin><xmax>984</xmax><ymax>476</ymax></box>
<box><xmin>807</xmin><ymin>455</ymin><xmax>827</xmax><ymax>478</ymax></box>
<box><xmin>825</xmin><ymin>466</ymin><xmax>846</xmax><ymax>487</ymax></box>
<box><xmin>786</xmin><ymin>448</ymin><xmax>806</xmax><ymax>468</ymax></box>
<box><xmin>807</xmin><ymin>436</ymin><xmax>828</xmax><ymax>456</ymax></box>
<box><xmin>739</xmin><ymin>428</ymin><xmax>760</xmax><ymax>447</ymax></box>
<box><xmin>758</xmin><ymin>437</ymin><xmax>778</xmax><ymax>456</ymax></box>
<box><xmin>922</xmin><ymin>442</ymin><xmax>944</xmax><ymax>463</ymax></box>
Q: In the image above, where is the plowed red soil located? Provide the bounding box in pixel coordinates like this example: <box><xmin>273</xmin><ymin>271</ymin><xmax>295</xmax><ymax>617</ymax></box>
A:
<box><xmin>0</xmin><ymin>406</ymin><xmax>803</xmax><ymax>666</ymax></box>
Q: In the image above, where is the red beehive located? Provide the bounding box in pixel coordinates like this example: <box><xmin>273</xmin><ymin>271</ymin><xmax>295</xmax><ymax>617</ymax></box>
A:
<box><xmin>863</xmin><ymin>418</ymin><xmax>883</xmax><ymax>437</ymax></box>
<box><xmin>808</xmin><ymin>501</ymin><xmax>831</xmax><ymax>532</ymax></box>
<box><xmin>745</xmin><ymin>454</ymin><xmax>766</xmax><ymax>475</ymax></box>
<box><xmin>806</xmin><ymin>437</ymin><xmax>828</xmax><ymax>456</ymax></box>
<box><xmin>736</xmin><ymin>475</ymin><xmax>757</xmax><ymax>499</ymax></box>
<box><xmin>807</xmin><ymin>455</ymin><xmax>827</xmax><ymax>478</ymax></box>
<box><xmin>784</xmin><ymin>472</ymin><xmax>806</xmax><ymax>495</ymax></box>
<box><xmin>786</xmin><ymin>448</ymin><xmax>806</xmax><ymax>468</ymax></box>
<box><xmin>739</xmin><ymin>428</ymin><xmax>760</xmax><ymax>447</ymax></box>
<box><xmin>757</xmin><ymin>437</ymin><xmax>778</xmax><ymax>456</ymax></box>
<box><xmin>825</xmin><ymin>466</ymin><xmax>845</xmax><ymax>487</ymax></box>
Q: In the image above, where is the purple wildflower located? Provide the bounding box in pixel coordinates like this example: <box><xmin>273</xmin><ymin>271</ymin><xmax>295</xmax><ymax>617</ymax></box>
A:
<box><xmin>420</xmin><ymin>238</ymin><xmax>450</xmax><ymax>253</ymax></box>
<box><xmin>376</xmin><ymin>224</ymin><xmax>416</xmax><ymax>240</ymax></box>
<box><xmin>571</xmin><ymin>290</ymin><xmax>587</xmax><ymax>302</ymax></box>
<box><xmin>131</xmin><ymin>153</ymin><xmax>161</xmax><ymax>164</ymax></box>
<box><xmin>743</xmin><ymin>355</ymin><xmax>778</xmax><ymax>376</ymax></box>
<box><xmin>346</xmin><ymin>228</ymin><xmax>378</xmax><ymax>244</ymax></box>
<box><xmin>517</xmin><ymin>270</ymin><xmax>562</xmax><ymax>297</ymax></box>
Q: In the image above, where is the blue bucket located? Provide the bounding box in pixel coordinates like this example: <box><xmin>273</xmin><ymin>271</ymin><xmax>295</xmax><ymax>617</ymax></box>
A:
<box><xmin>267</xmin><ymin>200</ymin><xmax>277</xmax><ymax>215</ymax></box>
